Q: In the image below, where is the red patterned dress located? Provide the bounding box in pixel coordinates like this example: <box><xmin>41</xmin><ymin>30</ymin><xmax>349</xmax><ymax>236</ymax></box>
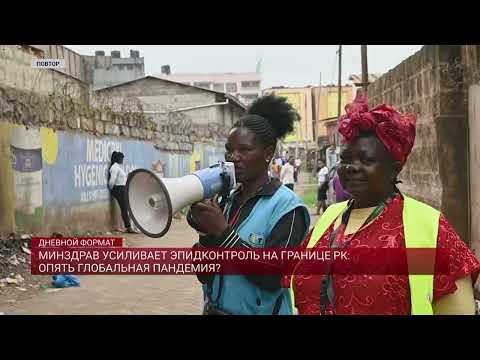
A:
<box><xmin>292</xmin><ymin>195</ymin><xmax>480</xmax><ymax>315</ymax></box>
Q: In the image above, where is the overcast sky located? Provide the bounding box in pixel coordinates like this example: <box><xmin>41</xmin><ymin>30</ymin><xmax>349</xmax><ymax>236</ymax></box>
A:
<box><xmin>66</xmin><ymin>45</ymin><xmax>423</xmax><ymax>89</ymax></box>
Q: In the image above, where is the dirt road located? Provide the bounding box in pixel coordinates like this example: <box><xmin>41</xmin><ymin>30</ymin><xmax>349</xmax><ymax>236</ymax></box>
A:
<box><xmin>0</xmin><ymin>219</ymin><xmax>203</xmax><ymax>315</ymax></box>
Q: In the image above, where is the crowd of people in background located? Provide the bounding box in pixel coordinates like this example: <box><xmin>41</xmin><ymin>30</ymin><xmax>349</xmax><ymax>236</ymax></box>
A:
<box><xmin>268</xmin><ymin>149</ymin><xmax>352</xmax><ymax>215</ymax></box>
<box><xmin>269</xmin><ymin>151</ymin><xmax>302</xmax><ymax>189</ymax></box>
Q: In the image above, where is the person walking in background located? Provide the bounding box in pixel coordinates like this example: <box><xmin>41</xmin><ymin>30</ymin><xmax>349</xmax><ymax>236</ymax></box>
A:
<box><xmin>333</xmin><ymin>171</ymin><xmax>351</xmax><ymax>202</ymax></box>
<box><xmin>316</xmin><ymin>160</ymin><xmax>329</xmax><ymax>215</ymax></box>
<box><xmin>294</xmin><ymin>157</ymin><xmax>302</xmax><ymax>183</ymax></box>
<box><xmin>280</xmin><ymin>157</ymin><xmax>296</xmax><ymax>191</ymax></box>
<box><xmin>326</xmin><ymin>166</ymin><xmax>337</xmax><ymax>206</ymax></box>
<box><xmin>282</xmin><ymin>151</ymin><xmax>289</xmax><ymax>165</ymax></box>
<box><xmin>270</xmin><ymin>157</ymin><xmax>281</xmax><ymax>179</ymax></box>
<box><xmin>270</xmin><ymin>162</ymin><xmax>278</xmax><ymax>179</ymax></box>
<box><xmin>274</xmin><ymin>156</ymin><xmax>283</xmax><ymax>177</ymax></box>
<box><xmin>327</xmin><ymin>164</ymin><xmax>351</xmax><ymax>204</ymax></box>
<box><xmin>108</xmin><ymin>151</ymin><xmax>136</xmax><ymax>234</ymax></box>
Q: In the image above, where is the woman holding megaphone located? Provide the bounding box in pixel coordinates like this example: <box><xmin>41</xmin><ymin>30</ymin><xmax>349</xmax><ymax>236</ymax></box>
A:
<box><xmin>188</xmin><ymin>95</ymin><xmax>311</xmax><ymax>315</ymax></box>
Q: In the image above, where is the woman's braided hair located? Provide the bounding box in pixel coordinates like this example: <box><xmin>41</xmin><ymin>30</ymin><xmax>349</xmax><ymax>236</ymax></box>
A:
<box><xmin>232</xmin><ymin>94</ymin><xmax>299</xmax><ymax>148</ymax></box>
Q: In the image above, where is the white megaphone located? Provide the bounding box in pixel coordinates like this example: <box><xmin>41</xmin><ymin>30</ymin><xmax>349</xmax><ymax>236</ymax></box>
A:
<box><xmin>126</xmin><ymin>162</ymin><xmax>236</xmax><ymax>238</ymax></box>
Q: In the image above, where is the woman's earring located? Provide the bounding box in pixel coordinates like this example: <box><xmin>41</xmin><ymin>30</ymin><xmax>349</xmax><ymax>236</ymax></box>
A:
<box><xmin>266</xmin><ymin>159</ymin><xmax>270</xmax><ymax>163</ymax></box>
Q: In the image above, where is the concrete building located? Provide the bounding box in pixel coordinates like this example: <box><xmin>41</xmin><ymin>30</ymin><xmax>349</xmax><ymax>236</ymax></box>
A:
<box><xmin>82</xmin><ymin>49</ymin><xmax>145</xmax><ymax>90</ymax></box>
<box><xmin>310</xmin><ymin>77</ymin><xmax>379</xmax><ymax>168</ymax></box>
<box><xmin>28</xmin><ymin>46</ymin><xmax>145</xmax><ymax>93</ymax></box>
<box><xmin>29</xmin><ymin>45</ymin><xmax>89</xmax><ymax>85</ymax></box>
<box><xmin>262</xmin><ymin>85</ymin><xmax>354</xmax><ymax>170</ymax></box>
<box><xmin>312</xmin><ymin>85</ymin><xmax>354</xmax><ymax>148</ymax></box>
<box><xmin>94</xmin><ymin>76</ymin><xmax>246</xmax><ymax>128</ymax></box>
<box><xmin>262</xmin><ymin>86</ymin><xmax>316</xmax><ymax>171</ymax></box>
<box><xmin>154</xmin><ymin>70</ymin><xmax>262</xmax><ymax>106</ymax></box>
<box><xmin>262</xmin><ymin>85</ymin><xmax>354</xmax><ymax>146</ymax></box>
<box><xmin>263</xmin><ymin>86</ymin><xmax>315</xmax><ymax>144</ymax></box>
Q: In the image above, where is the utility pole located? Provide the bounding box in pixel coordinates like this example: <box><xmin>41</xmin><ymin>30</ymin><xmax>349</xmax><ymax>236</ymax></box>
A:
<box><xmin>337</xmin><ymin>45</ymin><xmax>342</xmax><ymax>119</ymax></box>
<box><xmin>313</xmin><ymin>71</ymin><xmax>322</xmax><ymax>176</ymax></box>
<box><xmin>313</xmin><ymin>71</ymin><xmax>320</xmax><ymax>143</ymax></box>
<box><xmin>336</xmin><ymin>45</ymin><xmax>342</xmax><ymax>148</ymax></box>
<box><xmin>361</xmin><ymin>45</ymin><xmax>369</xmax><ymax>94</ymax></box>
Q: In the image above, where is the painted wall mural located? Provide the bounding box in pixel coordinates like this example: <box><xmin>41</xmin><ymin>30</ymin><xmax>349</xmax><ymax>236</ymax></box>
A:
<box><xmin>10</xmin><ymin>126</ymin><xmax>44</xmax><ymax>230</ymax></box>
<box><xmin>0</xmin><ymin>123</ymin><xmax>226</xmax><ymax>233</ymax></box>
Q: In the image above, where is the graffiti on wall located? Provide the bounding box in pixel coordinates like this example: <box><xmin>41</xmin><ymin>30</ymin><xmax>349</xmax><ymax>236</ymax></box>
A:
<box><xmin>73</xmin><ymin>138</ymin><xmax>122</xmax><ymax>203</ymax></box>
<box><xmin>0</xmin><ymin>122</ymin><xmax>227</xmax><ymax>232</ymax></box>
<box><xmin>42</xmin><ymin>133</ymin><xmax>166</xmax><ymax>206</ymax></box>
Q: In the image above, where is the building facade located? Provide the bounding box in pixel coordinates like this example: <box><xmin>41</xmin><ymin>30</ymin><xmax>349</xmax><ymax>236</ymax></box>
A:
<box><xmin>263</xmin><ymin>86</ymin><xmax>315</xmax><ymax>143</ymax></box>
<box><xmin>95</xmin><ymin>76</ymin><xmax>246</xmax><ymax>129</ymax></box>
<box><xmin>312</xmin><ymin>85</ymin><xmax>354</xmax><ymax>147</ymax></box>
<box><xmin>30</xmin><ymin>46</ymin><xmax>146</xmax><ymax>92</ymax></box>
<box><xmin>82</xmin><ymin>49</ymin><xmax>145</xmax><ymax>90</ymax></box>
<box><xmin>262</xmin><ymin>85</ymin><xmax>354</xmax><ymax>170</ymax></box>
<box><xmin>154</xmin><ymin>71</ymin><xmax>262</xmax><ymax>106</ymax></box>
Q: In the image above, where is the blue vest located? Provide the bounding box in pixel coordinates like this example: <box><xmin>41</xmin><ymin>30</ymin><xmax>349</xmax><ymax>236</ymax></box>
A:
<box><xmin>203</xmin><ymin>185</ymin><xmax>310</xmax><ymax>315</ymax></box>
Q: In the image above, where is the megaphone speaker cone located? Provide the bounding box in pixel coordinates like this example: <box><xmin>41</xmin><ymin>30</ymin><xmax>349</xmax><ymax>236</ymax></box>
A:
<box><xmin>126</xmin><ymin>169</ymin><xmax>206</xmax><ymax>238</ymax></box>
<box><xmin>126</xmin><ymin>169</ymin><xmax>173</xmax><ymax>238</ymax></box>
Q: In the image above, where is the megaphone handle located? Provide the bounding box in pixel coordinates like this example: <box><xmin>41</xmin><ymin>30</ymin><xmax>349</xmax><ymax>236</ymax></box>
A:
<box><xmin>219</xmin><ymin>173</ymin><xmax>231</xmax><ymax>209</ymax></box>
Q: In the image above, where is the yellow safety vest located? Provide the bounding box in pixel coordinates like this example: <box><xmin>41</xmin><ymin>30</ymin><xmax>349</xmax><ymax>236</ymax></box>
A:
<box><xmin>290</xmin><ymin>195</ymin><xmax>440</xmax><ymax>315</ymax></box>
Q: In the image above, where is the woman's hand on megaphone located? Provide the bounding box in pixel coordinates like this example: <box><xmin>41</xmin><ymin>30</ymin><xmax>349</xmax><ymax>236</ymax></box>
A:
<box><xmin>186</xmin><ymin>208</ymin><xmax>206</xmax><ymax>235</ymax></box>
<box><xmin>190</xmin><ymin>195</ymin><xmax>228</xmax><ymax>239</ymax></box>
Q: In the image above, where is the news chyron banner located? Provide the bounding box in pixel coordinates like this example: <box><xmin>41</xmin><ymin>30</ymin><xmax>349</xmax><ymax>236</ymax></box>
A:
<box><xmin>30</xmin><ymin>237</ymin><xmax>450</xmax><ymax>276</ymax></box>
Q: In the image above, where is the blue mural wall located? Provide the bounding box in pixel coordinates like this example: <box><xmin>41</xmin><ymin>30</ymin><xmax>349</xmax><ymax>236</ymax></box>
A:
<box><xmin>42</xmin><ymin>132</ymin><xmax>205</xmax><ymax>207</ymax></box>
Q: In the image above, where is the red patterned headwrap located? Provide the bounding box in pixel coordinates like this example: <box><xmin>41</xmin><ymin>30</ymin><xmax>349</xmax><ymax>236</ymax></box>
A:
<box><xmin>338</xmin><ymin>94</ymin><xmax>417</xmax><ymax>167</ymax></box>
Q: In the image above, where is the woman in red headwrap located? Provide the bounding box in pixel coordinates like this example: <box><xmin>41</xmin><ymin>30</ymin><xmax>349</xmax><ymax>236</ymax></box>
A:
<box><xmin>290</xmin><ymin>95</ymin><xmax>480</xmax><ymax>315</ymax></box>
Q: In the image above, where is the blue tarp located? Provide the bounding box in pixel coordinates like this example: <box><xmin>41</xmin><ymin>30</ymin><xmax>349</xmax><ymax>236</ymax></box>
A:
<box><xmin>52</xmin><ymin>274</ymin><xmax>80</xmax><ymax>288</ymax></box>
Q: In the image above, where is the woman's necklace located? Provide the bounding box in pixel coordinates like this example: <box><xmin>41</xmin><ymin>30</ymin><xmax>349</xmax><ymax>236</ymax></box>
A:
<box><xmin>227</xmin><ymin>176</ymin><xmax>272</xmax><ymax>228</ymax></box>
<box><xmin>238</xmin><ymin>176</ymin><xmax>272</xmax><ymax>206</ymax></box>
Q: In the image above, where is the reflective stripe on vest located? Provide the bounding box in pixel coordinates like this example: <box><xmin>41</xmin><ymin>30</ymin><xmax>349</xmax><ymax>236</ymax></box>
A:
<box><xmin>290</xmin><ymin>196</ymin><xmax>440</xmax><ymax>315</ymax></box>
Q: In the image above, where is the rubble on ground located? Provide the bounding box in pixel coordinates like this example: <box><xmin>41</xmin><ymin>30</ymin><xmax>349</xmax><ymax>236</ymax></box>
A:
<box><xmin>0</xmin><ymin>233</ymin><xmax>31</xmax><ymax>277</ymax></box>
<box><xmin>1</xmin><ymin>230</ymin><xmax>103</xmax><ymax>298</ymax></box>
<box><xmin>0</xmin><ymin>233</ymin><xmax>34</xmax><ymax>294</ymax></box>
